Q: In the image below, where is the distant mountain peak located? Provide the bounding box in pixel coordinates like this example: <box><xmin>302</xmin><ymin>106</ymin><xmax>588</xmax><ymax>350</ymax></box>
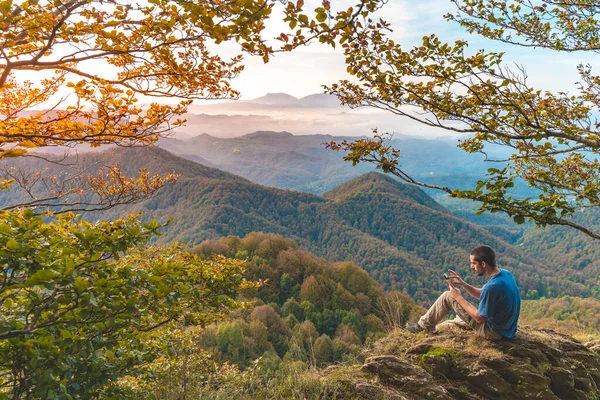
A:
<box><xmin>245</xmin><ymin>93</ymin><xmax>342</xmax><ymax>108</ymax></box>
<box><xmin>188</xmin><ymin>133</ymin><xmax>217</xmax><ymax>141</ymax></box>
<box><xmin>299</xmin><ymin>93</ymin><xmax>331</xmax><ymax>100</ymax></box>
<box><xmin>323</xmin><ymin>172</ymin><xmax>444</xmax><ymax>210</ymax></box>
<box><xmin>250</xmin><ymin>93</ymin><xmax>299</xmax><ymax>105</ymax></box>
<box><xmin>298</xmin><ymin>93</ymin><xmax>342</xmax><ymax>107</ymax></box>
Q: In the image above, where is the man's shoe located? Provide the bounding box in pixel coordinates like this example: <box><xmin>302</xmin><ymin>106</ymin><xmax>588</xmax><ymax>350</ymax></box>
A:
<box><xmin>406</xmin><ymin>322</ymin><xmax>438</xmax><ymax>334</ymax></box>
<box><xmin>406</xmin><ymin>322</ymin><xmax>425</xmax><ymax>333</ymax></box>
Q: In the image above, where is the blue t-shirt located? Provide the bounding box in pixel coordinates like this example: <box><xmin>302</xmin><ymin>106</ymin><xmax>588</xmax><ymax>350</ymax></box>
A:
<box><xmin>478</xmin><ymin>269</ymin><xmax>520</xmax><ymax>338</ymax></box>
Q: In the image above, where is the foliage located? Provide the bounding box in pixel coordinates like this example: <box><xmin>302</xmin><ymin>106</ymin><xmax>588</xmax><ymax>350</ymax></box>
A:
<box><xmin>0</xmin><ymin>210</ymin><xmax>250</xmax><ymax>398</ymax></box>
<box><xmin>313</xmin><ymin>335</ymin><xmax>334</xmax><ymax>367</ymax></box>
<box><xmin>192</xmin><ymin>233</ymin><xmax>395</xmax><ymax>368</ymax></box>
<box><xmin>325</xmin><ymin>0</ymin><xmax>600</xmax><ymax>240</ymax></box>
<box><xmin>112</xmin><ymin>232</ymin><xmax>399</xmax><ymax>397</ymax></box>
<box><xmin>113</xmin><ymin>326</ymin><xmax>261</xmax><ymax>400</ymax></box>
<box><xmin>0</xmin><ymin>0</ymin><xmax>385</xmax><ymax>212</ymax></box>
<box><xmin>520</xmin><ymin>296</ymin><xmax>600</xmax><ymax>341</ymax></box>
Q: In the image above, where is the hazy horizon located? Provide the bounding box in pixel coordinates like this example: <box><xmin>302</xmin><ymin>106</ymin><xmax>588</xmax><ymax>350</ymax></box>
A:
<box><xmin>170</xmin><ymin>91</ymin><xmax>469</xmax><ymax>139</ymax></box>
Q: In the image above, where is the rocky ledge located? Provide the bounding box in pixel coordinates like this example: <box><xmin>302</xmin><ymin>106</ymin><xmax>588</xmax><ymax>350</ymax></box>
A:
<box><xmin>328</xmin><ymin>326</ymin><xmax>600</xmax><ymax>400</ymax></box>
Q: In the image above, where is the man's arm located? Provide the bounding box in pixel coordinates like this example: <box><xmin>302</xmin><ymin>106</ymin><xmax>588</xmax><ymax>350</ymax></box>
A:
<box><xmin>449</xmin><ymin>282</ymin><xmax>487</xmax><ymax>325</ymax></box>
<box><xmin>461</xmin><ymin>282</ymin><xmax>482</xmax><ymax>300</ymax></box>
<box><xmin>448</xmin><ymin>270</ymin><xmax>481</xmax><ymax>299</ymax></box>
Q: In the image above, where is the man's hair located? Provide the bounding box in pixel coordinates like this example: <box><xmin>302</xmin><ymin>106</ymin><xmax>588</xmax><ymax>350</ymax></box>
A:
<box><xmin>470</xmin><ymin>245</ymin><xmax>496</xmax><ymax>268</ymax></box>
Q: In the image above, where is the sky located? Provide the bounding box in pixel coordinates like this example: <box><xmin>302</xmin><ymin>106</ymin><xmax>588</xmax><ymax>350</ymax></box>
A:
<box><xmin>166</xmin><ymin>0</ymin><xmax>600</xmax><ymax>138</ymax></box>
<box><xmin>211</xmin><ymin>0</ymin><xmax>597</xmax><ymax>101</ymax></box>
<box><xmin>18</xmin><ymin>0</ymin><xmax>600</xmax><ymax>138</ymax></box>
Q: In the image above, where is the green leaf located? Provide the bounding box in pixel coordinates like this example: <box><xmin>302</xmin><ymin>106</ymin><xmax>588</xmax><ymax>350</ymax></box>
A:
<box><xmin>0</xmin><ymin>210</ymin><xmax>247</xmax><ymax>394</ymax></box>
<box><xmin>35</xmin><ymin>270</ymin><xmax>57</xmax><ymax>283</ymax></box>
<box><xmin>60</xmin><ymin>329</ymin><xmax>73</xmax><ymax>339</ymax></box>
<box><xmin>0</xmin><ymin>223</ymin><xmax>11</xmax><ymax>234</ymax></box>
<box><xmin>74</xmin><ymin>277</ymin><xmax>89</xmax><ymax>292</ymax></box>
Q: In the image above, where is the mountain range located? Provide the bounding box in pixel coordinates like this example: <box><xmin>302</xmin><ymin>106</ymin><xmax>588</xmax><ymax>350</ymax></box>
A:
<box><xmin>157</xmin><ymin>131</ymin><xmax>510</xmax><ymax>195</ymax></box>
<box><xmin>166</xmin><ymin>92</ymin><xmax>468</xmax><ymax>138</ymax></box>
<box><xmin>72</xmin><ymin>147</ymin><xmax>590</xmax><ymax>303</ymax></box>
<box><xmin>157</xmin><ymin>130</ymin><xmax>532</xmax><ymax>241</ymax></box>
<box><xmin>3</xmin><ymin>145</ymin><xmax>594</xmax><ymax>303</ymax></box>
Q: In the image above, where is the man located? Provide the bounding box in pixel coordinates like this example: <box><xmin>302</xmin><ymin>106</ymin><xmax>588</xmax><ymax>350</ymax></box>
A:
<box><xmin>406</xmin><ymin>245</ymin><xmax>520</xmax><ymax>340</ymax></box>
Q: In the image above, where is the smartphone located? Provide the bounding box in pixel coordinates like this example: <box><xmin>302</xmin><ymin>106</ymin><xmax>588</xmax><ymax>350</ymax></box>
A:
<box><xmin>443</xmin><ymin>273</ymin><xmax>449</xmax><ymax>280</ymax></box>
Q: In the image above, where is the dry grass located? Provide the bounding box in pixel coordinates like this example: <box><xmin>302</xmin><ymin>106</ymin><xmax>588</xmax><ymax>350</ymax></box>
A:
<box><xmin>573</xmin><ymin>332</ymin><xmax>600</xmax><ymax>343</ymax></box>
<box><xmin>463</xmin><ymin>335</ymin><xmax>505</xmax><ymax>359</ymax></box>
<box><xmin>322</xmin><ymin>364</ymin><xmax>368</xmax><ymax>383</ymax></box>
<box><xmin>371</xmin><ymin>325</ymin><xmax>509</xmax><ymax>361</ymax></box>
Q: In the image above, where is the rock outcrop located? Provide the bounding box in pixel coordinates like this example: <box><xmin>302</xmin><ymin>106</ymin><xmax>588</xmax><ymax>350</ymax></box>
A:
<box><xmin>329</xmin><ymin>326</ymin><xmax>600</xmax><ymax>399</ymax></box>
<box><xmin>587</xmin><ymin>339</ymin><xmax>600</xmax><ymax>353</ymax></box>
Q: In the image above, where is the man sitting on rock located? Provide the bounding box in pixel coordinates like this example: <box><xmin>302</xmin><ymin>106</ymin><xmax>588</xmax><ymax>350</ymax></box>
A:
<box><xmin>407</xmin><ymin>245</ymin><xmax>520</xmax><ymax>340</ymax></box>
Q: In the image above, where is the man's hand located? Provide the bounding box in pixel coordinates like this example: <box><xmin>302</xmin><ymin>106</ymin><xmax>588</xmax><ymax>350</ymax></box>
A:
<box><xmin>450</xmin><ymin>280</ymin><xmax>487</xmax><ymax>325</ymax></box>
<box><xmin>448</xmin><ymin>280</ymin><xmax>462</xmax><ymax>300</ymax></box>
<box><xmin>448</xmin><ymin>280</ymin><xmax>487</xmax><ymax>325</ymax></box>
<box><xmin>448</xmin><ymin>269</ymin><xmax>482</xmax><ymax>300</ymax></box>
<box><xmin>447</xmin><ymin>270</ymin><xmax>465</xmax><ymax>287</ymax></box>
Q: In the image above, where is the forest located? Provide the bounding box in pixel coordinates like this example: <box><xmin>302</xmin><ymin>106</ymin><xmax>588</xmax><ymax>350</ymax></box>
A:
<box><xmin>105</xmin><ymin>232</ymin><xmax>425</xmax><ymax>397</ymax></box>
<box><xmin>4</xmin><ymin>146</ymin><xmax>596</xmax><ymax>303</ymax></box>
<box><xmin>3</xmin><ymin>0</ymin><xmax>600</xmax><ymax>397</ymax></box>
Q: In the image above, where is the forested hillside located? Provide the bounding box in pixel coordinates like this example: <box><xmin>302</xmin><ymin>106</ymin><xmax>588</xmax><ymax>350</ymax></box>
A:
<box><xmin>119</xmin><ymin>231</ymin><xmax>424</xmax><ymax>398</ymax></box>
<box><xmin>119</xmin><ymin>234</ymin><xmax>600</xmax><ymax>398</ymax></box>
<box><xmin>190</xmin><ymin>233</ymin><xmax>423</xmax><ymax>370</ymax></box>
<box><xmin>4</xmin><ymin>146</ymin><xmax>591</xmax><ymax>303</ymax></box>
<box><xmin>517</xmin><ymin>211</ymin><xmax>600</xmax><ymax>297</ymax></box>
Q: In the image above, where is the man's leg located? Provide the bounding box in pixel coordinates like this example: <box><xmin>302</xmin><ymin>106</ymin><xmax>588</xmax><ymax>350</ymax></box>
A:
<box><xmin>480</xmin><ymin>322</ymin><xmax>503</xmax><ymax>340</ymax></box>
<box><xmin>418</xmin><ymin>291</ymin><xmax>503</xmax><ymax>339</ymax></box>
<box><xmin>437</xmin><ymin>315</ymin><xmax>470</xmax><ymax>331</ymax></box>
<box><xmin>417</xmin><ymin>291</ymin><xmax>461</xmax><ymax>331</ymax></box>
<box><xmin>446</xmin><ymin>299</ymin><xmax>503</xmax><ymax>339</ymax></box>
